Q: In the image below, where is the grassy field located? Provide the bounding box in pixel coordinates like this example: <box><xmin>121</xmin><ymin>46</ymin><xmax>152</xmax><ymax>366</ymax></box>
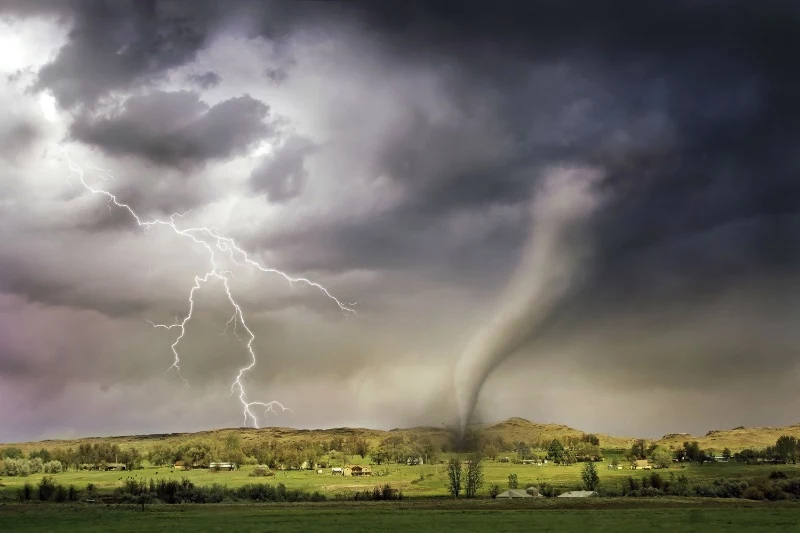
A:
<box><xmin>2</xmin><ymin>459</ymin><xmax>799</xmax><ymax>498</ymax></box>
<box><xmin>2</xmin><ymin>500</ymin><xmax>800</xmax><ymax>532</ymax></box>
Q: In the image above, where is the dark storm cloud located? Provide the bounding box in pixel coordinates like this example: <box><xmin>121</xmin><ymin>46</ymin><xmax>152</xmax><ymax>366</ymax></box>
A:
<box><xmin>250</xmin><ymin>136</ymin><xmax>316</xmax><ymax>202</ymax></box>
<box><xmin>3</xmin><ymin>0</ymin><xmax>800</xmax><ymax>440</ymax></box>
<box><xmin>28</xmin><ymin>0</ymin><xmax>223</xmax><ymax>108</ymax></box>
<box><xmin>69</xmin><ymin>90</ymin><xmax>274</xmax><ymax>166</ymax></box>
<box><xmin>187</xmin><ymin>70</ymin><xmax>222</xmax><ymax>89</ymax></box>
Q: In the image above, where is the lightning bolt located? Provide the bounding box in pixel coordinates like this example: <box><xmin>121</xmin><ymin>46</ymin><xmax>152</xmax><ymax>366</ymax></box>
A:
<box><xmin>64</xmin><ymin>152</ymin><xmax>355</xmax><ymax>428</ymax></box>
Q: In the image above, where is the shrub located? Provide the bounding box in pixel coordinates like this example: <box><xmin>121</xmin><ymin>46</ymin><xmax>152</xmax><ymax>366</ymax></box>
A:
<box><xmin>3</xmin><ymin>458</ymin><xmax>30</xmax><ymax>477</ymax></box>
<box><xmin>742</xmin><ymin>486</ymin><xmax>765</xmax><ymax>500</ymax></box>
<box><xmin>68</xmin><ymin>485</ymin><xmax>80</xmax><ymax>501</ymax></box>
<box><xmin>538</xmin><ymin>482</ymin><xmax>557</xmax><ymax>498</ymax></box>
<box><xmin>249</xmin><ymin>465</ymin><xmax>274</xmax><ymax>477</ymax></box>
<box><xmin>769</xmin><ymin>471</ymin><xmax>788</xmax><ymax>480</ymax></box>
<box><xmin>38</xmin><ymin>476</ymin><xmax>58</xmax><ymax>501</ymax></box>
<box><xmin>28</xmin><ymin>457</ymin><xmax>44</xmax><ymax>474</ymax></box>
<box><xmin>18</xmin><ymin>483</ymin><xmax>33</xmax><ymax>501</ymax></box>
<box><xmin>43</xmin><ymin>460</ymin><xmax>63</xmax><ymax>474</ymax></box>
<box><xmin>488</xmin><ymin>484</ymin><xmax>501</xmax><ymax>498</ymax></box>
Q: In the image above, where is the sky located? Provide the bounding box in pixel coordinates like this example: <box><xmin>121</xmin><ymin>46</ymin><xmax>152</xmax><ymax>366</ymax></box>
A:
<box><xmin>1</xmin><ymin>0</ymin><xmax>799</xmax><ymax>443</ymax></box>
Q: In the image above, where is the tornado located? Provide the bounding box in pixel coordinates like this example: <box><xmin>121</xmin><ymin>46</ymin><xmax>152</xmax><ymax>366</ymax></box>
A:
<box><xmin>454</xmin><ymin>166</ymin><xmax>604</xmax><ymax>435</ymax></box>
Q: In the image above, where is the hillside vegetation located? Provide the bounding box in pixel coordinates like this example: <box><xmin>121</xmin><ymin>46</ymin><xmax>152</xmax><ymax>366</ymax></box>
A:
<box><xmin>4</xmin><ymin>417</ymin><xmax>798</xmax><ymax>455</ymax></box>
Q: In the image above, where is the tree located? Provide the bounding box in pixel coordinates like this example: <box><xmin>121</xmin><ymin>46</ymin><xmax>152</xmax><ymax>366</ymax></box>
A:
<box><xmin>775</xmin><ymin>435</ymin><xmax>798</xmax><ymax>464</ymax></box>
<box><xmin>353</xmin><ymin>438</ymin><xmax>370</xmax><ymax>459</ymax></box>
<box><xmin>581</xmin><ymin>461</ymin><xmax>599</xmax><ymax>491</ymax></box>
<box><xmin>682</xmin><ymin>441</ymin><xmax>704</xmax><ymax>464</ymax></box>
<box><xmin>1</xmin><ymin>447</ymin><xmax>23</xmax><ymax>459</ymax></box>
<box><xmin>465</xmin><ymin>456</ymin><xmax>484</xmax><ymax>498</ymax></box>
<box><xmin>547</xmin><ymin>439</ymin><xmax>565</xmax><ymax>463</ymax></box>
<box><xmin>508</xmin><ymin>473</ymin><xmax>518</xmax><ymax>489</ymax></box>
<box><xmin>722</xmin><ymin>448</ymin><xmax>732</xmax><ymax>461</ymax></box>
<box><xmin>582</xmin><ymin>434</ymin><xmax>600</xmax><ymax>446</ymax></box>
<box><xmin>630</xmin><ymin>439</ymin><xmax>647</xmax><ymax>460</ymax></box>
<box><xmin>650</xmin><ymin>447</ymin><xmax>673</xmax><ymax>469</ymax></box>
<box><xmin>447</xmin><ymin>458</ymin><xmax>462</xmax><ymax>498</ymax></box>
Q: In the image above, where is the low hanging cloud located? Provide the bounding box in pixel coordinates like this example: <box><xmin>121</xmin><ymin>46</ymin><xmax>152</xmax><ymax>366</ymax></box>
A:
<box><xmin>69</xmin><ymin>90</ymin><xmax>274</xmax><ymax>167</ymax></box>
<box><xmin>187</xmin><ymin>70</ymin><xmax>222</xmax><ymax>89</ymax></box>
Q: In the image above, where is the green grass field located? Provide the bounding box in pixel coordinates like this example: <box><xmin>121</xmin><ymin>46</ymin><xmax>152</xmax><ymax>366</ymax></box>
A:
<box><xmin>2</xmin><ymin>459</ymin><xmax>799</xmax><ymax>498</ymax></box>
<box><xmin>2</xmin><ymin>501</ymin><xmax>800</xmax><ymax>532</ymax></box>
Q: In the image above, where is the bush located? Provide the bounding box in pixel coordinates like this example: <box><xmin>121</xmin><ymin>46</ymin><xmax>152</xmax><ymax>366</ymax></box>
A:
<box><xmin>742</xmin><ymin>486</ymin><xmax>765</xmax><ymax>500</ymax></box>
<box><xmin>769</xmin><ymin>471</ymin><xmax>788</xmax><ymax>480</ymax></box>
<box><xmin>2</xmin><ymin>458</ymin><xmax>30</xmax><ymax>477</ymax></box>
<box><xmin>18</xmin><ymin>483</ymin><xmax>33</xmax><ymax>501</ymax></box>
<box><xmin>38</xmin><ymin>476</ymin><xmax>58</xmax><ymax>501</ymax></box>
<box><xmin>43</xmin><ymin>460</ymin><xmax>63</xmax><ymax>474</ymax></box>
<box><xmin>488</xmin><ymin>484</ymin><xmax>501</xmax><ymax>498</ymax></box>
<box><xmin>249</xmin><ymin>465</ymin><xmax>274</xmax><ymax>477</ymax></box>
<box><xmin>28</xmin><ymin>457</ymin><xmax>44</xmax><ymax>474</ymax></box>
<box><xmin>538</xmin><ymin>482</ymin><xmax>557</xmax><ymax>498</ymax></box>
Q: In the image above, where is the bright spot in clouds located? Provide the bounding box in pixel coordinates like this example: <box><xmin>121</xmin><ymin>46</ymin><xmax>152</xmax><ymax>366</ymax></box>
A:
<box><xmin>38</xmin><ymin>93</ymin><xmax>58</xmax><ymax>122</ymax></box>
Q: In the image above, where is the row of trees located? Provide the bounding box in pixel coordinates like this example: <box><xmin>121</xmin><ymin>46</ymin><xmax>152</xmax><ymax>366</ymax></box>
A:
<box><xmin>446</xmin><ymin>457</ymin><xmax>483</xmax><ymax>498</ymax></box>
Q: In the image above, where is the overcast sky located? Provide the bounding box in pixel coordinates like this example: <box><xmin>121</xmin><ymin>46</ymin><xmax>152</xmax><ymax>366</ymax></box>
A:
<box><xmin>1</xmin><ymin>0</ymin><xmax>799</xmax><ymax>443</ymax></box>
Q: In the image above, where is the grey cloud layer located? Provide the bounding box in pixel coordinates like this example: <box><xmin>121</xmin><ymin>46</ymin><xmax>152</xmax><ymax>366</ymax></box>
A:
<box><xmin>0</xmin><ymin>0</ymin><xmax>799</xmax><ymax>441</ymax></box>
<box><xmin>70</xmin><ymin>91</ymin><xmax>273</xmax><ymax>167</ymax></box>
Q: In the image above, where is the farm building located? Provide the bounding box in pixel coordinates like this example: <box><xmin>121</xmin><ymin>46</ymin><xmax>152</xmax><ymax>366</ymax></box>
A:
<box><xmin>174</xmin><ymin>461</ymin><xmax>188</xmax><ymax>471</ymax></box>
<box><xmin>343</xmin><ymin>465</ymin><xmax>372</xmax><ymax>477</ymax></box>
<box><xmin>632</xmin><ymin>459</ymin><xmax>651</xmax><ymax>470</ymax></box>
<box><xmin>558</xmin><ymin>491</ymin><xmax>597</xmax><ymax>498</ymax></box>
<box><xmin>331</xmin><ymin>467</ymin><xmax>343</xmax><ymax>475</ymax></box>
<box><xmin>209</xmin><ymin>462</ymin><xmax>237</xmax><ymax>471</ymax></box>
<box><xmin>102</xmin><ymin>463</ymin><xmax>127</xmax><ymax>471</ymax></box>
<box><xmin>496</xmin><ymin>489</ymin><xmax>532</xmax><ymax>499</ymax></box>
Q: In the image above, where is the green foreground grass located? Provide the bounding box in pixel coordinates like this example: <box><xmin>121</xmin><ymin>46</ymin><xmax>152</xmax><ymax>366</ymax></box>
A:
<box><xmin>3</xmin><ymin>459</ymin><xmax>800</xmax><ymax>498</ymax></box>
<box><xmin>2</xmin><ymin>500</ymin><xmax>800</xmax><ymax>532</ymax></box>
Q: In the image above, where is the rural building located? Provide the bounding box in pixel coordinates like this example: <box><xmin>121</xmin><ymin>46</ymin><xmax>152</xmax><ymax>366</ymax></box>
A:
<box><xmin>209</xmin><ymin>462</ymin><xmax>237</xmax><ymax>471</ymax></box>
<box><xmin>331</xmin><ymin>467</ymin><xmax>343</xmax><ymax>475</ymax></box>
<box><xmin>632</xmin><ymin>459</ymin><xmax>651</xmax><ymax>470</ymax></box>
<box><xmin>521</xmin><ymin>459</ymin><xmax>543</xmax><ymax>466</ymax></box>
<box><xmin>496</xmin><ymin>489</ymin><xmax>532</xmax><ymax>498</ymax></box>
<box><xmin>174</xmin><ymin>461</ymin><xmax>188</xmax><ymax>471</ymax></box>
<box><xmin>103</xmin><ymin>463</ymin><xmax>127</xmax><ymax>471</ymax></box>
<box><xmin>343</xmin><ymin>465</ymin><xmax>372</xmax><ymax>477</ymax></box>
<box><xmin>558</xmin><ymin>490</ymin><xmax>597</xmax><ymax>498</ymax></box>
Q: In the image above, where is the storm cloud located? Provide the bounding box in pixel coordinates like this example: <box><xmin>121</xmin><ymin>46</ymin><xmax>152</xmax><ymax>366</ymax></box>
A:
<box><xmin>1</xmin><ymin>0</ymin><xmax>799</xmax><ymax>442</ymax></box>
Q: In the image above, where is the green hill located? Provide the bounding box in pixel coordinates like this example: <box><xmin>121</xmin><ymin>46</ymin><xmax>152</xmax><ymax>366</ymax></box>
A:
<box><xmin>3</xmin><ymin>418</ymin><xmax>798</xmax><ymax>455</ymax></box>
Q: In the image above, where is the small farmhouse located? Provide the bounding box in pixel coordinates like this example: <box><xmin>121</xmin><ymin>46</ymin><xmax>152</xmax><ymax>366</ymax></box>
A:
<box><xmin>632</xmin><ymin>459</ymin><xmax>651</xmax><ymax>470</ymax></box>
<box><xmin>331</xmin><ymin>467</ymin><xmax>343</xmax><ymax>475</ymax></box>
<box><xmin>496</xmin><ymin>489</ymin><xmax>532</xmax><ymax>499</ymax></box>
<box><xmin>174</xmin><ymin>460</ymin><xmax>188</xmax><ymax>471</ymax></box>
<box><xmin>209</xmin><ymin>462</ymin><xmax>237</xmax><ymax>471</ymax></box>
<box><xmin>343</xmin><ymin>465</ymin><xmax>372</xmax><ymax>477</ymax></box>
<box><xmin>558</xmin><ymin>490</ymin><xmax>597</xmax><ymax>498</ymax></box>
<box><xmin>102</xmin><ymin>463</ymin><xmax>127</xmax><ymax>471</ymax></box>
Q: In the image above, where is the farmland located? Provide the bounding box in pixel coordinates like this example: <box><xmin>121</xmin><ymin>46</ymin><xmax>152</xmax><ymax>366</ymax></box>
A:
<box><xmin>2</xmin><ymin>458</ymin><xmax>800</xmax><ymax>498</ymax></box>
<box><xmin>3</xmin><ymin>500</ymin><xmax>800</xmax><ymax>532</ymax></box>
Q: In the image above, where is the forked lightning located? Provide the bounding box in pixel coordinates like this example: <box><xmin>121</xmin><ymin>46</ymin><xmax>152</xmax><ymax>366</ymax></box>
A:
<box><xmin>65</xmin><ymin>153</ymin><xmax>355</xmax><ymax>428</ymax></box>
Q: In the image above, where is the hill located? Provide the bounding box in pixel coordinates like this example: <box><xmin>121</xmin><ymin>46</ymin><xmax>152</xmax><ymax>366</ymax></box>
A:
<box><xmin>657</xmin><ymin>424</ymin><xmax>800</xmax><ymax>452</ymax></box>
<box><xmin>2</xmin><ymin>418</ymin><xmax>798</xmax><ymax>455</ymax></box>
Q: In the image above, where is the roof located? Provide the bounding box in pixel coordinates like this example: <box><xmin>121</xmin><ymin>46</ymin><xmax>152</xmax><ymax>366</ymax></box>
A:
<box><xmin>635</xmin><ymin>459</ymin><xmax>649</xmax><ymax>466</ymax></box>
<box><xmin>496</xmin><ymin>489</ymin><xmax>532</xmax><ymax>498</ymax></box>
<box><xmin>557</xmin><ymin>490</ymin><xmax>597</xmax><ymax>498</ymax></box>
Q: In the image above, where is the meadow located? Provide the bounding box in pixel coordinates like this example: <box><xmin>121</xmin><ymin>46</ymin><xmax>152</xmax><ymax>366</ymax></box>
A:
<box><xmin>3</xmin><ymin>500</ymin><xmax>800</xmax><ymax>532</ymax></box>
<box><xmin>2</xmin><ymin>457</ymin><xmax>800</xmax><ymax>498</ymax></box>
